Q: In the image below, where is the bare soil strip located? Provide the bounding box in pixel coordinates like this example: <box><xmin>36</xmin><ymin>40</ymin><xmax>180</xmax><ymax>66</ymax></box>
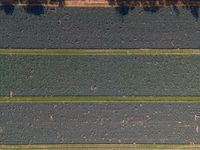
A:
<box><xmin>1</xmin><ymin>0</ymin><xmax>200</xmax><ymax>7</ymax></box>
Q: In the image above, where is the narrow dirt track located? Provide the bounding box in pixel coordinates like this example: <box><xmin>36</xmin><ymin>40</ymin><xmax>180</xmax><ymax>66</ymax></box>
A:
<box><xmin>1</xmin><ymin>0</ymin><xmax>200</xmax><ymax>7</ymax></box>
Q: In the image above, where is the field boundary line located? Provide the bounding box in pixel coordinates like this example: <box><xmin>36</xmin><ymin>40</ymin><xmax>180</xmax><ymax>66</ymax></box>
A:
<box><xmin>1</xmin><ymin>96</ymin><xmax>200</xmax><ymax>102</ymax></box>
<box><xmin>1</xmin><ymin>144</ymin><xmax>200</xmax><ymax>149</ymax></box>
<box><xmin>1</xmin><ymin>49</ymin><xmax>200</xmax><ymax>55</ymax></box>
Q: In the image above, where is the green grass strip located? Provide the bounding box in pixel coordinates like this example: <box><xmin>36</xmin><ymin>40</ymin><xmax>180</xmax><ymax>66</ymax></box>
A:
<box><xmin>0</xmin><ymin>144</ymin><xmax>200</xmax><ymax>149</ymax></box>
<box><xmin>1</xmin><ymin>49</ymin><xmax>200</xmax><ymax>55</ymax></box>
<box><xmin>1</xmin><ymin>96</ymin><xmax>200</xmax><ymax>102</ymax></box>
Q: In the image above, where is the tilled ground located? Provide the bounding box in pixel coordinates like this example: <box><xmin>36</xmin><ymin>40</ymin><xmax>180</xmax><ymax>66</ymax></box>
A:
<box><xmin>1</xmin><ymin>7</ymin><xmax>200</xmax><ymax>48</ymax></box>
<box><xmin>0</xmin><ymin>102</ymin><xmax>200</xmax><ymax>144</ymax></box>
<box><xmin>1</xmin><ymin>0</ymin><xmax>200</xmax><ymax>147</ymax></box>
<box><xmin>1</xmin><ymin>55</ymin><xmax>200</xmax><ymax>96</ymax></box>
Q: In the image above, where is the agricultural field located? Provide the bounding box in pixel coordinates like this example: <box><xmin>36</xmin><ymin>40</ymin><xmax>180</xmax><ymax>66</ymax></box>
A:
<box><xmin>0</xmin><ymin>102</ymin><xmax>200</xmax><ymax>144</ymax></box>
<box><xmin>0</xmin><ymin>4</ymin><xmax>200</xmax><ymax>48</ymax></box>
<box><xmin>1</xmin><ymin>53</ymin><xmax>200</xmax><ymax>96</ymax></box>
<box><xmin>1</xmin><ymin>0</ymin><xmax>200</xmax><ymax>150</ymax></box>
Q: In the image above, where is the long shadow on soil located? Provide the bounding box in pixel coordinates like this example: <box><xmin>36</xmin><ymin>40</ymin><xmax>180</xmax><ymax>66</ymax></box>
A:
<box><xmin>24</xmin><ymin>0</ymin><xmax>45</xmax><ymax>15</ymax></box>
<box><xmin>107</xmin><ymin>0</ymin><xmax>200</xmax><ymax>20</ymax></box>
<box><xmin>0</xmin><ymin>1</ymin><xmax>14</xmax><ymax>15</ymax></box>
<box><xmin>24</xmin><ymin>0</ymin><xmax>65</xmax><ymax>15</ymax></box>
<box><xmin>0</xmin><ymin>0</ymin><xmax>65</xmax><ymax>16</ymax></box>
<box><xmin>0</xmin><ymin>0</ymin><xmax>199</xmax><ymax>19</ymax></box>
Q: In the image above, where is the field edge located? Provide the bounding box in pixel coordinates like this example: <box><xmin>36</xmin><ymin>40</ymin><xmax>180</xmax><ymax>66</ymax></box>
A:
<box><xmin>1</xmin><ymin>49</ymin><xmax>200</xmax><ymax>55</ymax></box>
<box><xmin>1</xmin><ymin>96</ymin><xmax>200</xmax><ymax>102</ymax></box>
<box><xmin>0</xmin><ymin>144</ymin><xmax>200</xmax><ymax>149</ymax></box>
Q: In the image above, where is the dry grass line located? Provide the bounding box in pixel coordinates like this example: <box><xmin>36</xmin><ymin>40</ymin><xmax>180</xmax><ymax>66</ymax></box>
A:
<box><xmin>1</xmin><ymin>96</ymin><xmax>200</xmax><ymax>102</ymax></box>
<box><xmin>1</xmin><ymin>49</ymin><xmax>200</xmax><ymax>55</ymax></box>
<box><xmin>1</xmin><ymin>144</ymin><xmax>200</xmax><ymax>149</ymax></box>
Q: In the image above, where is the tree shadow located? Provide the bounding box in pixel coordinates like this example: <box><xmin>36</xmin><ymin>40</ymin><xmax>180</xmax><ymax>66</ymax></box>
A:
<box><xmin>143</xmin><ymin>6</ymin><xmax>160</xmax><ymax>13</ymax></box>
<box><xmin>0</xmin><ymin>0</ymin><xmax>199</xmax><ymax>19</ymax></box>
<box><xmin>142</xmin><ymin>0</ymin><xmax>160</xmax><ymax>13</ymax></box>
<box><xmin>173</xmin><ymin>5</ymin><xmax>180</xmax><ymax>16</ymax></box>
<box><xmin>0</xmin><ymin>1</ymin><xmax>14</xmax><ymax>15</ymax></box>
<box><xmin>185</xmin><ymin>6</ymin><xmax>199</xmax><ymax>20</ymax></box>
<box><xmin>107</xmin><ymin>0</ymin><xmax>200</xmax><ymax>20</ymax></box>
<box><xmin>24</xmin><ymin>0</ymin><xmax>44</xmax><ymax>15</ymax></box>
<box><xmin>108</xmin><ymin>0</ymin><xmax>135</xmax><ymax>15</ymax></box>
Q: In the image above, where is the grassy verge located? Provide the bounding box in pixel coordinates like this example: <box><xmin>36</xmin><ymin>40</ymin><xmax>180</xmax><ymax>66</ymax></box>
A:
<box><xmin>1</xmin><ymin>49</ymin><xmax>200</xmax><ymax>55</ymax></box>
<box><xmin>0</xmin><ymin>144</ymin><xmax>200</xmax><ymax>149</ymax></box>
<box><xmin>1</xmin><ymin>96</ymin><xmax>200</xmax><ymax>102</ymax></box>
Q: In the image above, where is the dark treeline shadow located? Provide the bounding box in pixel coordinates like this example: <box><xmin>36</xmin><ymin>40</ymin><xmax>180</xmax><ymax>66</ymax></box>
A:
<box><xmin>186</xmin><ymin>6</ymin><xmax>199</xmax><ymax>19</ymax></box>
<box><xmin>108</xmin><ymin>0</ymin><xmax>135</xmax><ymax>15</ymax></box>
<box><xmin>0</xmin><ymin>0</ymin><xmax>45</xmax><ymax>16</ymax></box>
<box><xmin>24</xmin><ymin>0</ymin><xmax>45</xmax><ymax>15</ymax></box>
<box><xmin>0</xmin><ymin>0</ymin><xmax>199</xmax><ymax>19</ymax></box>
<box><xmin>107</xmin><ymin>0</ymin><xmax>200</xmax><ymax>20</ymax></box>
<box><xmin>23</xmin><ymin>0</ymin><xmax>65</xmax><ymax>15</ymax></box>
<box><xmin>0</xmin><ymin>1</ymin><xmax>14</xmax><ymax>15</ymax></box>
<box><xmin>107</xmin><ymin>0</ymin><xmax>160</xmax><ymax>15</ymax></box>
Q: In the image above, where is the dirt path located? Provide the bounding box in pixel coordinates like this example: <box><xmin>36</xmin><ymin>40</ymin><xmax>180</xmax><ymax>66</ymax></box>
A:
<box><xmin>1</xmin><ymin>0</ymin><xmax>200</xmax><ymax>7</ymax></box>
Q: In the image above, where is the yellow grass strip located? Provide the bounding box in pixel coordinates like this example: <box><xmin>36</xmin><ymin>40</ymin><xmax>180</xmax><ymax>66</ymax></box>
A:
<box><xmin>1</xmin><ymin>49</ymin><xmax>200</xmax><ymax>55</ymax></box>
<box><xmin>1</xmin><ymin>96</ymin><xmax>200</xmax><ymax>102</ymax></box>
